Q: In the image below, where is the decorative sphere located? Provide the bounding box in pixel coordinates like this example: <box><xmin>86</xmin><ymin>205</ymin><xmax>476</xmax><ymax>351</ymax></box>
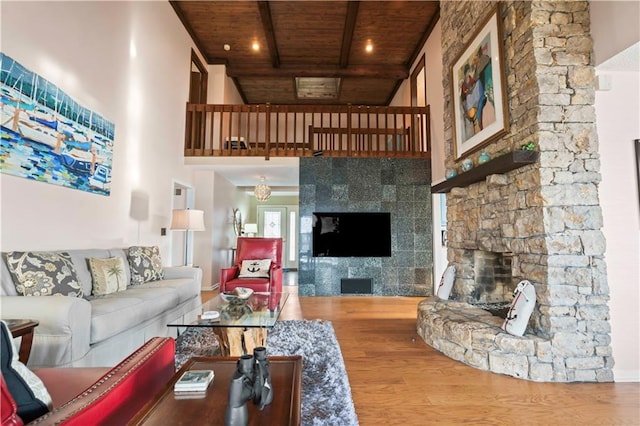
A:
<box><xmin>478</xmin><ymin>151</ymin><xmax>490</xmax><ymax>164</ymax></box>
<box><xmin>445</xmin><ymin>168</ymin><xmax>458</xmax><ymax>179</ymax></box>
<box><xmin>461</xmin><ymin>158</ymin><xmax>474</xmax><ymax>172</ymax></box>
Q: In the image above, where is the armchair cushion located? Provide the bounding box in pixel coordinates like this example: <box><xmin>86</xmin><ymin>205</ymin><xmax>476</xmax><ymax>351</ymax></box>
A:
<box><xmin>0</xmin><ymin>321</ymin><xmax>52</xmax><ymax>423</ymax></box>
<box><xmin>238</xmin><ymin>259</ymin><xmax>272</xmax><ymax>278</ymax></box>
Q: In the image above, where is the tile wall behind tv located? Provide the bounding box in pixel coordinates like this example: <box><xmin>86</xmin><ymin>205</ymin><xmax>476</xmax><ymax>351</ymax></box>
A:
<box><xmin>298</xmin><ymin>157</ymin><xmax>433</xmax><ymax>296</ymax></box>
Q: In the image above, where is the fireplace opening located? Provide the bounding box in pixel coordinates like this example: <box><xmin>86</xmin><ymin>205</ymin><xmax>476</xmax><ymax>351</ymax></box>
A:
<box><xmin>450</xmin><ymin>250</ymin><xmax>515</xmax><ymax>317</ymax></box>
<box><xmin>470</xmin><ymin>250</ymin><xmax>514</xmax><ymax>304</ymax></box>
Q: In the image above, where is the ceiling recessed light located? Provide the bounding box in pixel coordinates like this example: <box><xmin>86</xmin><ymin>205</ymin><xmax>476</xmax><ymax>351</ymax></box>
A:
<box><xmin>365</xmin><ymin>40</ymin><xmax>373</xmax><ymax>53</ymax></box>
<box><xmin>223</xmin><ymin>44</ymin><xmax>231</xmax><ymax>51</ymax></box>
<box><xmin>252</xmin><ymin>41</ymin><xmax>260</xmax><ymax>51</ymax></box>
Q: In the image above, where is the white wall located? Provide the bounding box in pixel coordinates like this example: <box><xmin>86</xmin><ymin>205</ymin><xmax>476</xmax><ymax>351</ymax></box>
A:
<box><xmin>590</xmin><ymin>1</ymin><xmax>640</xmax><ymax>66</ymax></box>
<box><xmin>390</xmin><ymin>20</ymin><xmax>448</xmax><ymax>292</ymax></box>
<box><xmin>0</xmin><ymin>2</ymin><xmax>198</xmax><ymax>262</ymax></box>
<box><xmin>208</xmin><ymin>64</ymin><xmax>244</xmax><ymax>105</ymax></box>
<box><xmin>595</xmin><ymin>68</ymin><xmax>640</xmax><ymax>381</ymax></box>
<box><xmin>590</xmin><ymin>0</ymin><xmax>640</xmax><ymax>382</ymax></box>
<box><xmin>420</xmin><ymin>21</ymin><xmax>449</xmax><ymax>292</ymax></box>
<box><xmin>192</xmin><ymin>170</ymin><xmax>250</xmax><ymax>288</ymax></box>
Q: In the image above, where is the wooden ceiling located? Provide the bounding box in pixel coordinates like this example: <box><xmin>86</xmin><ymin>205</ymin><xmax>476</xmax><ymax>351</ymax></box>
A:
<box><xmin>170</xmin><ymin>1</ymin><xmax>440</xmax><ymax>105</ymax></box>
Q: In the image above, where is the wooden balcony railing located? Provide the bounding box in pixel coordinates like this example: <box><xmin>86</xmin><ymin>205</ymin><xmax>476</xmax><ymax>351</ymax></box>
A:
<box><xmin>183</xmin><ymin>104</ymin><xmax>431</xmax><ymax>159</ymax></box>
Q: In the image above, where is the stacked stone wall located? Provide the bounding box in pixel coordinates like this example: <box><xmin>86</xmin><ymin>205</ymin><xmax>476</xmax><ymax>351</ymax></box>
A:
<box><xmin>418</xmin><ymin>1</ymin><xmax>613</xmax><ymax>382</ymax></box>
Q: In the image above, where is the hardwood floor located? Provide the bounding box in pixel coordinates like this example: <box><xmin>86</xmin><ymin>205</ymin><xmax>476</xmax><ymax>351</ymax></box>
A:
<box><xmin>207</xmin><ymin>288</ymin><xmax>640</xmax><ymax>425</ymax></box>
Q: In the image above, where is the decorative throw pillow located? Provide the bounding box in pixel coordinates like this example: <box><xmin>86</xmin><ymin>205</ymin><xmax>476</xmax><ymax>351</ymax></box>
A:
<box><xmin>127</xmin><ymin>246</ymin><xmax>164</xmax><ymax>286</ymax></box>
<box><xmin>0</xmin><ymin>320</ymin><xmax>52</xmax><ymax>423</ymax></box>
<box><xmin>3</xmin><ymin>251</ymin><xmax>83</xmax><ymax>297</ymax></box>
<box><xmin>238</xmin><ymin>259</ymin><xmax>272</xmax><ymax>278</ymax></box>
<box><xmin>88</xmin><ymin>257</ymin><xmax>127</xmax><ymax>295</ymax></box>
<box><xmin>436</xmin><ymin>264</ymin><xmax>456</xmax><ymax>300</ymax></box>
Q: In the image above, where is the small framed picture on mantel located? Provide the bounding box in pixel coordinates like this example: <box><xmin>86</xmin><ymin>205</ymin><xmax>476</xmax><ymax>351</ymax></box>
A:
<box><xmin>450</xmin><ymin>5</ymin><xmax>509</xmax><ymax>160</ymax></box>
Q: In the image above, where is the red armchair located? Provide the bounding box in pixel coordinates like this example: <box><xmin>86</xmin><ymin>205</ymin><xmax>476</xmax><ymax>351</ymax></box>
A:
<box><xmin>1</xmin><ymin>337</ymin><xmax>175</xmax><ymax>425</ymax></box>
<box><xmin>220</xmin><ymin>237</ymin><xmax>283</xmax><ymax>294</ymax></box>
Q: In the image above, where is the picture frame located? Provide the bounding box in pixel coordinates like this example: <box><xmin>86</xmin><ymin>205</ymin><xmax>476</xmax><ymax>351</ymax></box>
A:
<box><xmin>451</xmin><ymin>5</ymin><xmax>509</xmax><ymax>160</ymax></box>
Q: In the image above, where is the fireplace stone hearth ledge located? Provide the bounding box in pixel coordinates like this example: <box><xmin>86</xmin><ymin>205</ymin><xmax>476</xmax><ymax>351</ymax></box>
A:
<box><xmin>417</xmin><ymin>297</ymin><xmax>613</xmax><ymax>382</ymax></box>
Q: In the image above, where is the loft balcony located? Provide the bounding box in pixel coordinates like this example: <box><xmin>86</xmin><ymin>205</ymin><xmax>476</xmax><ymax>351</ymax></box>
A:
<box><xmin>183</xmin><ymin>104</ymin><xmax>431</xmax><ymax>159</ymax></box>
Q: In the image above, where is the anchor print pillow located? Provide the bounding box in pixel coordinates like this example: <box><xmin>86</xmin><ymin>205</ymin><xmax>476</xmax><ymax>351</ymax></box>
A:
<box><xmin>238</xmin><ymin>259</ymin><xmax>272</xmax><ymax>278</ymax></box>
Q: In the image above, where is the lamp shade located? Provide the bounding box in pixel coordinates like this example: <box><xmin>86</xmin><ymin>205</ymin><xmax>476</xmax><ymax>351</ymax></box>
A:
<box><xmin>170</xmin><ymin>209</ymin><xmax>205</xmax><ymax>231</ymax></box>
<box><xmin>243</xmin><ymin>223</ymin><xmax>258</xmax><ymax>234</ymax></box>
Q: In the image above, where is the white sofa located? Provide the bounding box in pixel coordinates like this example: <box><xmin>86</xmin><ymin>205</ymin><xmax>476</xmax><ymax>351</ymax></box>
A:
<box><xmin>0</xmin><ymin>248</ymin><xmax>201</xmax><ymax>368</ymax></box>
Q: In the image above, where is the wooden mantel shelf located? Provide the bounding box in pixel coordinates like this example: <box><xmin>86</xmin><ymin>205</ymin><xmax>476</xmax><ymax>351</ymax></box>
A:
<box><xmin>431</xmin><ymin>150</ymin><xmax>540</xmax><ymax>193</ymax></box>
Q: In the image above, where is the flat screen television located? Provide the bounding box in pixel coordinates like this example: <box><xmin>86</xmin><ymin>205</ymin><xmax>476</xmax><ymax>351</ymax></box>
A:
<box><xmin>312</xmin><ymin>212</ymin><xmax>392</xmax><ymax>257</ymax></box>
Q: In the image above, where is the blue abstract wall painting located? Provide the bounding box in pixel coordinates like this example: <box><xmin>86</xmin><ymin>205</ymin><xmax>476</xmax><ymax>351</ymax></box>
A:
<box><xmin>0</xmin><ymin>53</ymin><xmax>114</xmax><ymax>196</ymax></box>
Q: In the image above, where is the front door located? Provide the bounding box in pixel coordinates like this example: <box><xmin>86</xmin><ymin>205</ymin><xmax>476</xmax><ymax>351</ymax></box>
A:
<box><xmin>257</xmin><ymin>206</ymin><xmax>298</xmax><ymax>270</ymax></box>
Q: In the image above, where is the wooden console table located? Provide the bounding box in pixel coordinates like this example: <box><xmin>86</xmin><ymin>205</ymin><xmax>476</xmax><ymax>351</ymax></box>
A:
<box><xmin>130</xmin><ymin>356</ymin><xmax>302</xmax><ymax>425</ymax></box>
<box><xmin>5</xmin><ymin>319</ymin><xmax>39</xmax><ymax>364</ymax></box>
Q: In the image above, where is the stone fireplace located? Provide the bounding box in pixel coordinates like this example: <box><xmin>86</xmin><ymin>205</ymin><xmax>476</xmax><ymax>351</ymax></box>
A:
<box><xmin>417</xmin><ymin>1</ymin><xmax>613</xmax><ymax>383</ymax></box>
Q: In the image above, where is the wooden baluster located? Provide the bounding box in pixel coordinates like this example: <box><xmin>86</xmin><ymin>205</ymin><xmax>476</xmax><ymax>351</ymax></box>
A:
<box><xmin>265</xmin><ymin>103</ymin><xmax>271</xmax><ymax>160</ymax></box>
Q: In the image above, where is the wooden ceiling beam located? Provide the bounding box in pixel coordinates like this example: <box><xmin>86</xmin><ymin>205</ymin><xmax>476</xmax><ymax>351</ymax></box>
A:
<box><xmin>258</xmin><ymin>1</ymin><xmax>280</xmax><ymax>68</ymax></box>
<box><xmin>339</xmin><ymin>1</ymin><xmax>360</xmax><ymax>68</ymax></box>
<box><xmin>227</xmin><ymin>64</ymin><xmax>408</xmax><ymax>79</ymax></box>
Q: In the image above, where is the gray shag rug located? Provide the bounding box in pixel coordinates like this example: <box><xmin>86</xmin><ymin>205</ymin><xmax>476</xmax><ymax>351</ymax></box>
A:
<box><xmin>175</xmin><ymin>320</ymin><xmax>358</xmax><ymax>426</ymax></box>
<box><xmin>266</xmin><ymin>320</ymin><xmax>359</xmax><ymax>426</ymax></box>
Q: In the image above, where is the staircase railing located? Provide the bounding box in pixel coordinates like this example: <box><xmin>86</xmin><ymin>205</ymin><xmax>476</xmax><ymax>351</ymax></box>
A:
<box><xmin>183</xmin><ymin>104</ymin><xmax>431</xmax><ymax>159</ymax></box>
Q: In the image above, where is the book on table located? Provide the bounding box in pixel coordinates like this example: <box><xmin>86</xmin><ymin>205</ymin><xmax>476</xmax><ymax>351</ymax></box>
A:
<box><xmin>174</xmin><ymin>370</ymin><xmax>214</xmax><ymax>392</ymax></box>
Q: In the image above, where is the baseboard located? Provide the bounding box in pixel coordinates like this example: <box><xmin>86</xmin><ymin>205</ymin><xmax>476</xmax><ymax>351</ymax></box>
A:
<box><xmin>201</xmin><ymin>283</ymin><xmax>219</xmax><ymax>292</ymax></box>
<box><xmin>613</xmin><ymin>369</ymin><xmax>640</xmax><ymax>382</ymax></box>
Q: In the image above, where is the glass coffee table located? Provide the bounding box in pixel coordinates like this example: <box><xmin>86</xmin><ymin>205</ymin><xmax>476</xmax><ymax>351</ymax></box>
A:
<box><xmin>168</xmin><ymin>292</ymin><xmax>288</xmax><ymax>356</ymax></box>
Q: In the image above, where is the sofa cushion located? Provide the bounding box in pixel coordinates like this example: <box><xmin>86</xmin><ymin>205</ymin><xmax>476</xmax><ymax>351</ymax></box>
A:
<box><xmin>142</xmin><ymin>278</ymin><xmax>201</xmax><ymax>304</ymax></box>
<box><xmin>3</xmin><ymin>252</ymin><xmax>83</xmax><ymax>298</ymax></box>
<box><xmin>127</xmin><ymin>246</ymin><xmax>164</xmax><ymax>285</ymax></box>
<box><xmin>0</xmin><ymin>320</ymin><xmax>52</xmax><ymax>423</ymax></box>
<box><xmin>89</xmin><ymin>288</ymin><xmax>178</xmax><ymax>344</ymax></box>
<box><xmin>238</xmin><ymin>259</ymin><xmax>272</xmax><ymax>278</ymax></box>
<box><xmin>88</xmin><ymin>257</ymin><xmax>127</xmax><ymax>296</ymax></box>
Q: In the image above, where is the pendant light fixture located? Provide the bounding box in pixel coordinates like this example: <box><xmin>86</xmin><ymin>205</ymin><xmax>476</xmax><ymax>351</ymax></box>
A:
<box><xmin>254</xmin><ymin>176</ymin><xmax>271</xmax><ymax>201</ymax></box>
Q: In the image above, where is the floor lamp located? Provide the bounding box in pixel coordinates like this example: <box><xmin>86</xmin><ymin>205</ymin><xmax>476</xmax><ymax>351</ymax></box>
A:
<box><xmin>170</xmin><ymin>209</ymin><xmax>205</xmax><ymax>266</ymax></box>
